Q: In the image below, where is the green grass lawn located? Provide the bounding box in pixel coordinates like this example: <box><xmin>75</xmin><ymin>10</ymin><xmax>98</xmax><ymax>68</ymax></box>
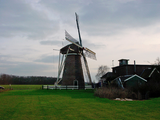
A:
<box><xmin>0</xmin><ymin>85</ymin><xmax>42</xmax><ymax>90</ymax></box>
<box><xmin>0</xmin><ymin>86</ymin><xmax>160</xmax><ymax>120</ymax></box>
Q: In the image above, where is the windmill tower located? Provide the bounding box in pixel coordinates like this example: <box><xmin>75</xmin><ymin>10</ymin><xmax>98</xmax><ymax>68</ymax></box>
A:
<box><xmin>56</xmin><ymin>13</ymin><xmax>96</xmax><ymax>89</ymax></box>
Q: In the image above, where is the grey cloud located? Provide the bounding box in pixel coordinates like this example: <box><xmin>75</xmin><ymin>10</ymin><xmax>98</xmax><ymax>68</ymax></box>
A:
<box><xmin>39</xmin><ymin>0</ymin><xmax>90</xmax><ymax>22</ymax></box>
<box><xmin>90</xmin><ymin>0</ymin><xmax>160</xmax><ymax>24</ymax></box>
<box><xmin>79</xmin><ymin>0</ymin><xmax>160</xmax><ymax>36</ymax></box>
<box><xmin>40</xmin><ymin>40</ymin><xmax>62</xmax><ymax>46</ymax></box>
<box><xmin>0</xmin><ymin>55</ymin><xmax>13</xmax><ymax>62</ymax></box>
<box><xmin>0</xmin><ymin>57</ymin><xmax>56</xmax><ymax>76</ymax></box>
<box><xmin>121</xmin><ymin>48</ymin><xmax>136</xmax><ymax>53</ymax></box>
<box><xmin>82</xmin><ymin>40</ymin><xmax>105</xmax><ymax>50</ymax></box>
<box><xmin>35</xmin><ymin>55</ymin><xmax>59</xmax><ymax>63</ymax></box>
<box><xmin>1</xmin><ymin>0</ymin><xmax>160</xmax><ymax>39</ymax></box>
<box><xmin>41</xmin><ymin>0</ymin><xmax>160</xmax><ymax>36</ymax></box>
<box><xmin>5</xmin><ymin>62</ymin><xmax>53</xmax><ymax>76</ymax></box>
<box><xmin>0</xmin><ymin>0</ymin><xmax>59</xmax><ymax>39</ymax></box>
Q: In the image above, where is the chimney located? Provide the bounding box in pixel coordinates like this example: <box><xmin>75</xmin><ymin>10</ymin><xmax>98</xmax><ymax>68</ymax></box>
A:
<box><xmin>134</xmin><ymin>60</ymin><xmax>136</xmax><ymax>74</ymax></box>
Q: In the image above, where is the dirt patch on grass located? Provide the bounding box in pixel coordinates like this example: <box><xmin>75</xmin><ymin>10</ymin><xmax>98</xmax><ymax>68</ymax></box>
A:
<box><xmin>0</xmin><ymin>89</ymin><xmax>11</xmax><ymax>93</ymax></box>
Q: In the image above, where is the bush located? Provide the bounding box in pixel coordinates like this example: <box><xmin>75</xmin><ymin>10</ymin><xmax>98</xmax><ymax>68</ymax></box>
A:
<box><xmin>143</xmin><ymin>82</ymin><xmax>160</xmax><ymax>98</ymax></box>
<box><xmin>94</xmin><ymin>81</ymin><xmax>160</xmax><ymax>100</ymax></box>
<box><xmin>94</xmin><ymin>87</ymin><xmax>133</xmax><ymax>99</ymax></box>
<box><xmin>127</xmin><ymin>81</ymin><xmax>160</xmax><ymax>99</ymax></box>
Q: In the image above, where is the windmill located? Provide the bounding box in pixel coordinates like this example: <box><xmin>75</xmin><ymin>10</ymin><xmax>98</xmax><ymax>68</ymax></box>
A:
<box><xmin>55</xmin><ymin>13</ymin><xmax>96</xmax><ymax>89</ymax></box>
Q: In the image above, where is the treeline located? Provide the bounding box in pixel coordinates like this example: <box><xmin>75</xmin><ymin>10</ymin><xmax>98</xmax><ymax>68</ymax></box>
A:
<box><xmin>0</xmin><ymin>74</ymin><xmax>57</xmax><ymax>85</ymax></box>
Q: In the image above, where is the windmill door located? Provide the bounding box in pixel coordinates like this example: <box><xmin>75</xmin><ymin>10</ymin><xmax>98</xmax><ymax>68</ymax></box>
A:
<box><xmin>73</xmin><ymin>80</ymin><xmax>78</xmax><ymax>86</ymax></box>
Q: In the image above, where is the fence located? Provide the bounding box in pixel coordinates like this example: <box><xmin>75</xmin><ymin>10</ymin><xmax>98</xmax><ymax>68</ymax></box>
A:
<box><xmin>42</xmin><ymin>85</ymin><xmax>94</xmax><ymax>90</ymax></box>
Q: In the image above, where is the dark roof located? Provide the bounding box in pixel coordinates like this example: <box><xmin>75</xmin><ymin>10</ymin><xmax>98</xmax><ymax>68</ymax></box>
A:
<box><xmin>101</xmin><ymin>72</ymin><xmax>116</xmax><ymax>78</ymax></box>
<box><xmin>60</xmin><ymin>43</ymin><xmax>80</xmax><ymax>54</ymax></box>
<box><xmin>112</xmin><ymin>64</ymin><xmax>153</xmax><ymax>69</ymax></box>
<box><xmin>141</xmin><ymin>68</ymin><xmax>153</xmax><ymax>78</ymax></box>
<box><xmin>124</xmin><ymin>74</ymin><xmax>147</xmax><ymax>82</ymax></box>
<box><xmin>112</xmin><ymin>74</ymin><xmax>147</xmax><ymax>83</ymax></box>
<box><xmin>141</xmin><ymin>68</ymin><xmax>160</xmax><ymax>78</ymax></box>
<box><xmin>118</xmin><ymin>59</ymin><xmax>129</xmax><ymax>61</ymax></box>
<box><xmin>113</xmin><ymin>75</ymin><xmax>132</xmax><ymax>83</ymax></box>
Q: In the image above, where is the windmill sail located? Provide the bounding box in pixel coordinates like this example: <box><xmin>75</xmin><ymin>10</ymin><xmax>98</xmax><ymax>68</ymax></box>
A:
<box><xmin>84</xmin><ymin>47</ymin><xmax>96</xmax><ymax>60</ymax></box>
<box><xmin>82</xmin><ymin>54</ymin><xmax>92</xmax><ymax>84</ymax></box>
<box><xmin>65</xmin><ymin>30</ymin><xmax>83</xmax><ymax>49</ymax></box>
<box><xmin>65</xmin><ymin>30</ymin><xmax>79</xmax><ymax>44</ymax></box>
<box><xmin>65</xmin><ymin>31</ymin><xmax>96</xmax><ymax>60</ymax></box>
<box><xmin>75</xmin><ymin>12</ymin><xmax>82</xmax><ymax>46</ymax></box>
<box><xmin>81</xmin><ymin>56</ymin><xmax>89</xmax><ymax>83</ymax></box>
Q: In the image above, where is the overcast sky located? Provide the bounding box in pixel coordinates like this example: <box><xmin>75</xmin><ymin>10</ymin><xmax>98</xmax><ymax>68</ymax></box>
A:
<box><xmin>0</xmin><ymin>0</ymin><xmax>160</xmax><ymax>82</ymax></box>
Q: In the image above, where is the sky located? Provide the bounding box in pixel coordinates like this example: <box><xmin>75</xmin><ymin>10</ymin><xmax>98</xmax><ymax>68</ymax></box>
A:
<box><xmin>0</xmin><ymin>0</ymin><xmax>160</xmax><ymax>82</ymax></box>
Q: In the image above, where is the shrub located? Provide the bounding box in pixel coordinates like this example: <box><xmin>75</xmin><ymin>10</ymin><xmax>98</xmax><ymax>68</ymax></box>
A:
<box><xmin>94</xmin><ymin>81</ymin><xmax>160</xmax><ymax>100</ymax></box>
<box><xmin>145</xmin><ymin>82</ymin><xmax>160</xmax><ymax>98</ymax></box>
<box><xmin>127</xmin><ymin>81</ymin><xmax>160</xmax><ymax>99</ymax></box>
<box><xmin>94</xmin><ymin>87</ymin><xmax>133</xmax><ymax>99</ymax></box>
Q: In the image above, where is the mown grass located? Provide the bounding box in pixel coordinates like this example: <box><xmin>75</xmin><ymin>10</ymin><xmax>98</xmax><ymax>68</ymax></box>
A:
<box><xmin>0</xmin><ymin>86</ymin><xmax>160</xmax><ymax>120</ymax></box>
<box><xmin>0</xmin><ymin>85</ymin><xmax>42</xmax><ymax>90</ymax></box>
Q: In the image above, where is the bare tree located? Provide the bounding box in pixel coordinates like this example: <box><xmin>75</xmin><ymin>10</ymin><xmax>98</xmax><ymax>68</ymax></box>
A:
<box><xmin>155</xmin><ymin>57</ymin><xmax>160</xmax><ymax>65</ymax></box>
<box><xmin>96</xmin><ymin>65</ymin><xmax>110</xmax><ymax>80</ymax></box>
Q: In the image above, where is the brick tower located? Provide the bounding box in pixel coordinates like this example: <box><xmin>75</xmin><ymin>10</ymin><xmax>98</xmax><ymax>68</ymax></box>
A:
<box><xmin>60</xmin><ymin>44</ymin><xmax>85</xmax><ymax>89</ymax></box>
